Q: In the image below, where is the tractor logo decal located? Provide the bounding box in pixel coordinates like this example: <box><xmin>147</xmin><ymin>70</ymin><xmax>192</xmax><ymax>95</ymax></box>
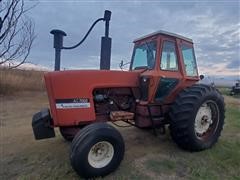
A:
<box><xmin>55</xmin><ymin>98</ymin><xmax>90</xmax><ymax>109</ymax></box>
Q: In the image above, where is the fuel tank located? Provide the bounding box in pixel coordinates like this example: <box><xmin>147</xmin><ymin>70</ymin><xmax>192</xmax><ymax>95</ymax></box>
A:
<box><xmin>44</xmin><ymin>70</ymin><xmax>140</xmax><ymax>126</ymax></box>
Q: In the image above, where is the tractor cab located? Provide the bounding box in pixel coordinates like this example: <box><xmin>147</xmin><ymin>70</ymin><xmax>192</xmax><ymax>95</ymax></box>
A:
<box><xmin>130</xmin><ymin>30</ymin><xmax>199</xmax><ymax>103</ymax></box>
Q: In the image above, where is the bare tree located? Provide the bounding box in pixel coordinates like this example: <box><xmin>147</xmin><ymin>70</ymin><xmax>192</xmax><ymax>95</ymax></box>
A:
<box><xmin>0</xmin><ymin>0</ymin><xmax>35</xmax><ymax>68</ymax></box>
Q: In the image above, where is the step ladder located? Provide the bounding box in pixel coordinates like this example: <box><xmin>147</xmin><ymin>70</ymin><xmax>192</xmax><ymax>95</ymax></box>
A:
<box><xmin>147</xmin><ymin>104</ymin><xmax>166</xmax><ymax>135</ymax></box>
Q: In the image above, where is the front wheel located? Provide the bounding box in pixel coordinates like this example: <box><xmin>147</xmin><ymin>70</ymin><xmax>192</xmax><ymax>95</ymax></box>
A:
<box><xmin>169</xmin><ymin>84</ymin><xmax>225</xmax><ymax>151</ymax></box>
<box><xmin>70</xmin><ymin>122</ymin><xmax>125</xmax><ymax>178</ymax></box>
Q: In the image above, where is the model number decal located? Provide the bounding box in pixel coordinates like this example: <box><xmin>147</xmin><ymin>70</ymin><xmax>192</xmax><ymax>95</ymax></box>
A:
<box><xmin>55</xmin><ymin>98</ymin><xmax>90</xmax><ymax>109</ymax></box>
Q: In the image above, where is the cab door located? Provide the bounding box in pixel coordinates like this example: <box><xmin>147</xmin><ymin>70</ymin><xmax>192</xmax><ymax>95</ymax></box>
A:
<box><xmin>152</xmin><ymin>37</ymin><xmax>183</xmax><ymax>103</ymax></box>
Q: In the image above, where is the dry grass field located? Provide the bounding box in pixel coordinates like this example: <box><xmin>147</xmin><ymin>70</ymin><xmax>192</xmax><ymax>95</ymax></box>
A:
<box><xmin>0</xmin><ymin>69</ymin><xmax>240</xmax><ymax>180</ymax></box>
<box><xmin>0</xmin><ymin>68</ymin><xmax>45</xmax><ymax>95</ymax></box>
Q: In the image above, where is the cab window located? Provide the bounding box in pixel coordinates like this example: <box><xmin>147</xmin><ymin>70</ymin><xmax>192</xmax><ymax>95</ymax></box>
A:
<box><xmin>131</xmin><ymin>41</ymin><xmax>156</xmax><ymax>70</ymax></box>
<box><xmin>160</xmin><ymin>41</ymin><xmax>178</xmax><ymax>71</ymax></box>
<box><xmin>181</xmin><ymin>45</ymin><xmax>197</xmax><ymax>76</ymax></box>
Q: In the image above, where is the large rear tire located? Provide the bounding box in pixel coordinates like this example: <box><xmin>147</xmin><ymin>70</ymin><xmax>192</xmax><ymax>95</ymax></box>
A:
<box><xmin>169</xmin><ymin>84</ymin><xmax>225</xmax><ymax>151</ymax></box>
<box><xmin>70</xmin><ymin>122</ymin><xmax>125</xmax><ymax>178</ymax></box>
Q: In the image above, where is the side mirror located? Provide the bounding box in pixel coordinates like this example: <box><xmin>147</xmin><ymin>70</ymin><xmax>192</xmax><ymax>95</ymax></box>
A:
<box><xmin>119</xmin><ymin>60</ymin><xmax>124</xmax><ymax>69</ymax></box>
<box><xmin>119</xmin><ymin>60</ymin><xmax>130</xmax><ymax>70</ymax></box>
<box><xmin>200</xmin><ymin>75</ymin><xmax>204</xmax><ymax>80</ymax></box>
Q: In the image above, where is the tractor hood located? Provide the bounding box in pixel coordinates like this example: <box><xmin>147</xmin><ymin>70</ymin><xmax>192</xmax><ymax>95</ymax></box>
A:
<box><xmin>44</xmin><ymin>70</ymin><xmax>140</xmax><ymax>126</ymax></box>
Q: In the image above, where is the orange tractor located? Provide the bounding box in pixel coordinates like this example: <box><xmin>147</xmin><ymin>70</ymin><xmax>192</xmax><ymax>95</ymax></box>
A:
<box><xmin>32</xmin><ymin>10</ymin><xmax>225</xmax><ymax>178</ymax></box>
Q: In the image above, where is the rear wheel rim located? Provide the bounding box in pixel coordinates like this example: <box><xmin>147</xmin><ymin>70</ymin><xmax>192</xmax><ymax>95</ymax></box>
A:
<box><xmin>88</xmin><ymin>141</ymin><xmax>114</xmax><ymax>168</ymax></box>
<box><xmin>194</xmin><ymin>100</ymin><xmax>219</xmax><ymax>140</ymax></box>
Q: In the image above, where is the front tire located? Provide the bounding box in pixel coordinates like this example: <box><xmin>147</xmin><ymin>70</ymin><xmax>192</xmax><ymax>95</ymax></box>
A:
<box><xmin>169</xmin><ymin>84</ymin><xmax>225</xmax><ymax>151</ymax></box>
<box><xmin>70</xmin><ymin>122</ymin><xmax>125</xmax><ymax>178</ymax></box>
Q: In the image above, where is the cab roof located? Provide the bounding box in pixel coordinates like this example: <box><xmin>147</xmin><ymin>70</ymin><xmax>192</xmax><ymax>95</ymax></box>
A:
<box><xmin>133</xmin><ymin>30</ymin><xmax>193</xmax><ymax>43</ymax></box>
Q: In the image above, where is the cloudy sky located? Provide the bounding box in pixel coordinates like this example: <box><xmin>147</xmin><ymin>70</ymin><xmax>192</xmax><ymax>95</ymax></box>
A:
<box><xmin>25</xmin><ymin>0</ymin><xmax>239</xmax><ymax>76</ymax></box>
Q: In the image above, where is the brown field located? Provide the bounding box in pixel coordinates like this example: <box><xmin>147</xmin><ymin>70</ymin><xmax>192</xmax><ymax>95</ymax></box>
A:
<box><xmin>0</xmin><ymin>69</ymin><xmax>240</xmax><ymax>180</ymax></box>
<box><xmin>0</xmin><ymin>68</ymin><xmax>45</xmax><ymax>95</ymax></box>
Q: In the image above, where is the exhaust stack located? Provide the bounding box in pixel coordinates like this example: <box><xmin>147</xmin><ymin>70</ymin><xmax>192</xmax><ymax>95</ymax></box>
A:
<box><xmin>100</xmin><ymin>10</ymin><xmax>111</xmax><ymax>70</ymax></box>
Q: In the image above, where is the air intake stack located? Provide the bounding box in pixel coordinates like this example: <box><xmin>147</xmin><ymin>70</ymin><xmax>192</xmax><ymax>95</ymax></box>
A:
<box><xmin>50</xmin><ymin>10</ymin><xmax>112</xmax><ymax>71</ymax></box>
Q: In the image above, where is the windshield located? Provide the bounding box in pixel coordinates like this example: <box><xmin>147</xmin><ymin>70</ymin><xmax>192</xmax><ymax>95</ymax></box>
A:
<box><xmin>131</xmin><ymin>41</ymin><xmax>156</xmax><ymax>70</ymax></box>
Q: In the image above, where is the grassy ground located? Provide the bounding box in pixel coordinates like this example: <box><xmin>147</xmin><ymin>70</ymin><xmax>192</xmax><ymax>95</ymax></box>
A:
<box><xmin>0</xmin><ymin>91</ymin><xmax>239</xmax><ymax>180</ymax></box>
<box><xmin>0</xmin><ymin>69</ymin><xmax>239</xmax><ymax>179</ymax></box>
<box><xmin>218</xmin><ymin>87</ymin><xmax>240</xmax><ymax>99</ymax></box>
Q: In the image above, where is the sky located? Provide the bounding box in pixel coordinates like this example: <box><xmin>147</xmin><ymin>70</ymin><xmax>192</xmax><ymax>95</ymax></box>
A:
<box><xmin>25</xmin><ymin>0</ymin><xmax>240</xmax><ymax>77</ymax></box>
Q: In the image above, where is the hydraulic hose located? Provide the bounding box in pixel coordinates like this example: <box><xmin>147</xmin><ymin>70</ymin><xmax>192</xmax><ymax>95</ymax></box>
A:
<box><xmin>62</xmin><ymin>18</ymin><xmax>104</xmax><ymax>50</ymax></box>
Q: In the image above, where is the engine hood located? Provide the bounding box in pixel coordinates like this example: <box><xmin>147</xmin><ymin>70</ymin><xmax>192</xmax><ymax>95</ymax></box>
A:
<box><xmin>44</xmin><ymin>70</ymin><xmax>140</xmax><ymax>126</ymax></box>
<box><xmin>45</xmin><ymin>70</ymin><xmax>140</xmax><ymax>97</ymax></box>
